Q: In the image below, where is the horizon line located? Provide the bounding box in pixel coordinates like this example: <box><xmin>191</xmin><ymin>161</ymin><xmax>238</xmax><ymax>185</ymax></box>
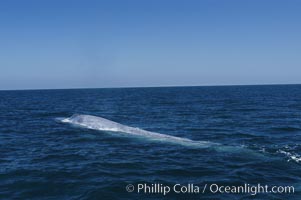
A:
<box><xmin>0</xmin><ymin>83</ymin><xmax>301</xmax><ymax>92</ymax></box>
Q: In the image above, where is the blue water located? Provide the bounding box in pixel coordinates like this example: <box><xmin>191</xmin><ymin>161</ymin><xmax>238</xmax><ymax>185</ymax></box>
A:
<box><xmin>1</xmin><ymin>85</ymin><xmax>301</xmax><ymax>199</ymax></box>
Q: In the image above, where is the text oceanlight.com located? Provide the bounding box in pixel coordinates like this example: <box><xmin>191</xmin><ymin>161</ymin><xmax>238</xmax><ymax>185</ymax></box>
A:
<box><xmin>125</xmin><ymin>183</ymin><xmax>295</xmax><ymax>196</ymax></box>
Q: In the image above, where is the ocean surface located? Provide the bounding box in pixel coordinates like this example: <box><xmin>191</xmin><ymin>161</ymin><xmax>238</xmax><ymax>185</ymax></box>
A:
<box><xmin>1</xmin><ymin>85</ymin><xmax>301</xmax><ymax>199</ymax></box>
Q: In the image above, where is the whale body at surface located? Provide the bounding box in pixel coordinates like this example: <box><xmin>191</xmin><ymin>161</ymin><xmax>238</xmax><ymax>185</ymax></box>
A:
<box><xmin>60</xmin><ymin>114</ymin><xmax>216</xmax><ymax>147</ymax></box>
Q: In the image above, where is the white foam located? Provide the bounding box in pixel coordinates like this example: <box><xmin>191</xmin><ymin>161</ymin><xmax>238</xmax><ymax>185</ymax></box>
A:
<box><xmin>59</xmin><ymin>114</ymin><xmax>216</xmax><ymax>148</ymax></box>
<box><xmin>278</xmin><ymin>150</ymin><xmax>301</xmax><ymax>163</ymax></box>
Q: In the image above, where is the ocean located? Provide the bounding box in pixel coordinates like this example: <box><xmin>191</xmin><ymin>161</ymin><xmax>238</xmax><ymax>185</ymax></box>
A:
<box><xmin>1</xmin><ymin>85</ymin><xmax>301</xmax><ymax>199</ymax></box>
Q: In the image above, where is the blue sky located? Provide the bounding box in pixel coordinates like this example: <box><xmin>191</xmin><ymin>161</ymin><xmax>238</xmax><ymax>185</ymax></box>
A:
<box><xmin>0</xmin><ymin>0</ymin><xmax>300</xmax><ymax>90</ymax></box>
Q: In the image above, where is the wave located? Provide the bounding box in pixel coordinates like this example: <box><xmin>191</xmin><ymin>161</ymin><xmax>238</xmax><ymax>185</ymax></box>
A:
<box><xmin>58</xmin><ymin>114</ymin><xmax>218</xmax><ymax>148</ymax></box>
<box><xmin>271</xmin><ymin>126</ymin><xmax>301</xmax><ymax>132</ymax></box>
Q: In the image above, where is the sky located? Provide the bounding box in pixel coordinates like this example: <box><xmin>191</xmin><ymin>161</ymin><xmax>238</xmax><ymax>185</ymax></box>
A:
<box><xmin>0</xmin><ymin>0</ymin><xmax>300</xmax><ymax>90</ymax></box>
